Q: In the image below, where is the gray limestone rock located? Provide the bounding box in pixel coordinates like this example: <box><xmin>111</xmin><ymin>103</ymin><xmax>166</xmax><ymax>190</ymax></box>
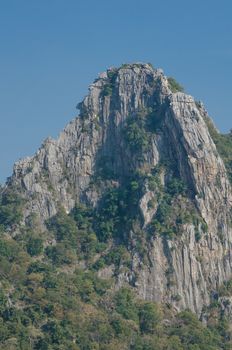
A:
<box><xmin>5</xmin><ymin>63</ymin><xmax>232</xmax><ymax>315</ymax></box>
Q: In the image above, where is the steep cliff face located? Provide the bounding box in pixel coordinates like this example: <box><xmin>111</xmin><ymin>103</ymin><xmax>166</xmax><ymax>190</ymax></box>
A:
<box><xmin>6</xmin><ymin>63</ymin><xmax>232</xmax><ymax>315</ymax></box>
<box><xmin>11</xmin><ymin>64</ymin><xmax>168</xmax><ymax>220</ymax></box>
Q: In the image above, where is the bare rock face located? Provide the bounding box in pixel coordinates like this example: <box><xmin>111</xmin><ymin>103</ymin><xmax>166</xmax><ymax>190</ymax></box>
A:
<box><xmin>6</xmin><ymin>63</ymin><xmax>232</xmax><ymax>315</ymax></box>
<box><xmin>10</xmin><ymin>63</ymin><xmax>168</xmax><ymax>221</ymax></box>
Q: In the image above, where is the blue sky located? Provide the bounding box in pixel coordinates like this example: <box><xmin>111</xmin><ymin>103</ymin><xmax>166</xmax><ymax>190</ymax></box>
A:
<box><xmin>0</xmin><ymin>0</ymin><xmax>231</xmax><ymax>183</ymax></box>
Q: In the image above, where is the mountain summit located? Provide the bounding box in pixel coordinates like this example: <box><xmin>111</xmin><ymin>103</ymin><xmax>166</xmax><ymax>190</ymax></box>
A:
<box><xmin>6</xmin><ymin>63</ymin><xmax>232</xmax><ymax>311</ymax></box>
<box><xmin>1</xmin><ymin>63</ymin><xmax>232</xmax><ymax>348</ymax></box>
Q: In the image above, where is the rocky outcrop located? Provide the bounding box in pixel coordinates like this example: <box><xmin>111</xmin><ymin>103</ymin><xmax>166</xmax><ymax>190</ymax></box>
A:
<box><xmin>6</xmin><ymin>63</ymin><xmax>232</xmax><ymax>315</ymax></box>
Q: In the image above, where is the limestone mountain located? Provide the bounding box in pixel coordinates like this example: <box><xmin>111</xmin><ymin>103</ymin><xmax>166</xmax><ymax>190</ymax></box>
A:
<box><xmin>7</xmin><ymin>62</ymin><xmax>232</xmax><ymax>312</ymax></box>
<box><xmin>1</xmin><ymin>63</ymin><xmax>232</xmax><ymax>349</ymax></box>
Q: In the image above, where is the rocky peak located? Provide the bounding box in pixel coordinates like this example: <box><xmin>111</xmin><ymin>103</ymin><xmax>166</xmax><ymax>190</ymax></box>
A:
<box><xmin>4</xmin><ymin>63</ymin><xmax>232</xmax><ymax>314</ymax></box>
<box><xmin>78</xmin><ymin>63</ymin><xmax>168</xmax><ymax>119</ymax></box>
<box><xmin>8</xmin><ymin>63</ymin><xmax>172</xmax><ymax>221</ymax></box>
<box><xmin>10</xmin><ymin>63</ymin><xmax>231</xmax><ymax>229</ymax></box>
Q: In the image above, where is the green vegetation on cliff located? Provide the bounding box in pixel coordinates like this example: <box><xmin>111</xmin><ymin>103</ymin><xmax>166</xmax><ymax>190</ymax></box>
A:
<box><xmin>0</xmin><ymin>185</ymin><xmax>231</xmax><ymax>349</ymax></box>
<box><xmin>204</xmin><ymin>116</ymin><xmax>232</xmax><ymax>184</ymax></box>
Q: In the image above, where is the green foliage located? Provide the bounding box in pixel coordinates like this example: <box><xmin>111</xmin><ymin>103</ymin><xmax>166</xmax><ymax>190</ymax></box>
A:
<box><xmin>104</xmin><ymin>245</ymin><xmax>131</xmax><ymax>268</ymax></box>
<box><xmin>45</xmin><ymin>243</ymin><xmax>76</xmax><ymax>265</ymax></box>
<box><xmin>94</xmin><ymin>178</ymin><xmax>142</xmax><ymax>242</ymax></box>
<box><xmin>74</xmin><ymin>269</ymin><xmax>110</xmax><ymax>302</ymax></box>
<box><xmin>123</xmin><ymin>106</ymin><xmax>169</xmax><ymax>159</ymax></box>
<box><xmin>45</xmin><ymin>206</ymin><xmax>103</xmax><ymax>261</ymax></box>
<box><xmin>120</xmin><ymin>63</ymin><xmax>131</xmax><ymax>69</ymax></box>
<box><xmin>26</xmin><ymin>236</ymin><xmax>43</xmax><ymax>256</ymax></box>
<box><xmin>168</xmin><ymin>77</ymin><xmax>184</xmax><ymax>93</ymax></box>
<box><xmin>147</xmin><ymin>163</ymin><xmax>207</xmax><ymax>241</ymax></box>
<box><xmin>101</xmin><ymin>69</ymin><xmax>118</xmax><ymax>97</ymax></box>
<box><xmin>124</xmin><ymin>115</ymin><xmax>149</xmax><ymax>153</ymax></box>
<box><xmin>0</xmin><ymin>231</ymin><xmax>230</xmax><ymax>350</ymax></box>
<box><xmin>110</xmin><ymin>315</ymin><xmax>133</xmax><ymax>340</ymax></box>
<box><xmin>71</xmin><ymin>204</ymin><xmax>105</xmax><ymax>254</ymax></box>
<box><xmin>93</xmin><ymin>245</ymin><xmax>131</xmax><ymax>274</ymax></box>
<box><xmin>168</xmin><ymin>310</ymin><xmax>221</xmax><ymax>350</ymax></box>
<box><xmin>139</xmin><ymin>302</ymin><xmax>162</xmax><ymax>334</ymax></box>
<box><xmin>204</xmin><ymin>116</ymin><xmax>232</xmax><ymax>184</ymax></box>
<box><xmin>114</xmin><ymin>288</ymin><xmax>139</xmax><ymax>322</ymax></box>
<box><xmin>95</xmin><ymin>188</ymin><xmax>122</xmax><ymax>242</ymax></box>
<box><xmin>147</xmin><ymin>173</ymin><xmax>162</xmax><ymax>192</ymax></box>
<box><xmin>102</xmin><ymin>84</ymin><xmax>113</xmax><ymax>96</ymax></box>
<box><xmin>46</xmin><ymin>209</ymin><xmax>78</xmax><ymax>244</ymax></box>
<box><xmin>71</xmin><ymin>203</ymin><xmax>93</xmax><ymax>230</ymax></box>
<box><xmin>0</xmin><ymin>237</ymin><xmax>20</xmax><ymax>259</ymax></box>
<box><xmin>0</xmin><ymin>190</ymin><xmax>24</xmax><ymax>229</ymax></box>
<box><xmin>107</xmin><ymin>69</ymin><xmax>118</xmax><ymax>81</ymax></box>
<box><xmin>167</xmin><ymin>178</ymin><xmax>186</xmax><ymax>196</ymax></box>
<box><xmin>45</xmin><ymin>210</ymin><xmax>81</xmax><ymax>264</ymax></box>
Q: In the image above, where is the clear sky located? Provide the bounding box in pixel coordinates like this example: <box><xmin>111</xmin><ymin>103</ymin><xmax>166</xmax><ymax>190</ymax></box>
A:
<box><xmin>0</xmin><ymin>0</ymin><xmax>231</xmax><ymax>183</ymax></box>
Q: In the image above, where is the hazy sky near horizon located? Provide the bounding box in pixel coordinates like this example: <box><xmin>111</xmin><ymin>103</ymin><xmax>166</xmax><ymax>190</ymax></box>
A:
<box><xmin>0</xmin><ymin>0</ymin><xmax>231</xmax><ymax>183</ymax></box>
